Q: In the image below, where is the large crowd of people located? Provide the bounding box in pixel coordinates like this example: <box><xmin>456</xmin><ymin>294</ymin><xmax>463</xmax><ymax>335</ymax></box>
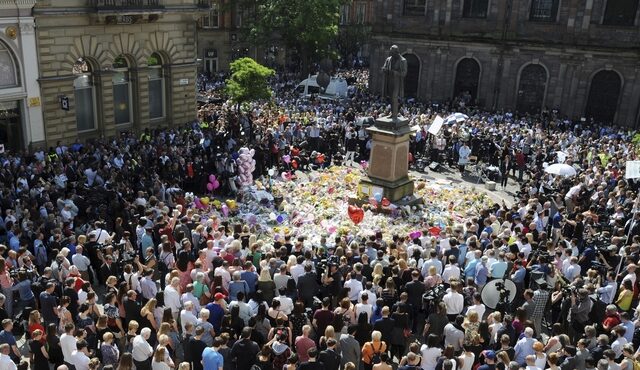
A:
<box><xmin>0</xmin><ymin>65</ymin><xmax>638</xmax><ymax>370</ymax></box>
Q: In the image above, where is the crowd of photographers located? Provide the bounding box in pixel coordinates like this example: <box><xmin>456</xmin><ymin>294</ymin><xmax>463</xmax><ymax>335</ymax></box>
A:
<box><xmin>0</xmin><ymin>67</ymin><xmax>637</xmax><ymax>370</ymax></box>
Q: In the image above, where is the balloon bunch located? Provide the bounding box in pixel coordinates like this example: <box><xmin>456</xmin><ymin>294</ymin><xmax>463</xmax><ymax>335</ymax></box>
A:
<box><xmin>206</xmin><ymin>174</ymin><xmax>220</xmax><ymax>192</ymax></box>
<box><xmin>282</xmin><ymin>155</ymin><xmax>299</xmax><ymax>170</ymax></box>
<box><xmin>194</xmin><ymin>196</ymin><xmax>211</xmax><ymax>209</ymax></box>
<box><xmin>236</xmin><ymin>147</ymin><xmax>256</xmax><ymax>187</ymax></box>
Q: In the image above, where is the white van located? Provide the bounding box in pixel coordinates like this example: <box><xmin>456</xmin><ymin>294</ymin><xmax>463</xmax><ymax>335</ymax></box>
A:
<box><xmin>295</xmin><ymin>75</ymin><xmax>348</xmax><ymax>99</ymax></box>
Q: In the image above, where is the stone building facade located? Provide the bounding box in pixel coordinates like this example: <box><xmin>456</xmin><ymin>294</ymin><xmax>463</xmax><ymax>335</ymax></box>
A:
<box><xmin>34</xmin><ymin>0</ymin><xmax>207</xmax><ymax>146</ymax></box>
<box><xmin>0</xmin><ymin>0</ymin><xmax>44</xmax><ymax>151</ymax></box>
<box><xmin>370</xmin><ymin>0</ymin><xmax>640</xmax><ymax>127</ymax></box>
<box><xmin>196</xmin><ymin>0</ymin><xmax>265</xmax><ymax>74</ymax></box>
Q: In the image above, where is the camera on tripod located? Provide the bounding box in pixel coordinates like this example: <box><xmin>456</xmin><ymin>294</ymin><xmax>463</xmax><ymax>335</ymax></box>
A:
<box><xmin>495</xmin><ymin>281</ymin><xmax>511</xmax><ymax>302</ymax></box>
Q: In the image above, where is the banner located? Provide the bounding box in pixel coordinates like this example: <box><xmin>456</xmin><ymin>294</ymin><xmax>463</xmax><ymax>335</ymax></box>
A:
<box><xmin>428</xmin><ymin>115</ymin><xmax>444</xmax><ymax>135</ymax></box>
<box><xmin>626</xmin><ymin>161</ymin><xmax>640</xmax><ymax>179</ymax></box>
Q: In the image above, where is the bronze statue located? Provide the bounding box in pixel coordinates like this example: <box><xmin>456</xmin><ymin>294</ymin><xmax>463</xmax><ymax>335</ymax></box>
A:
<box><xmin>382</xmin><ymin>45</ymin><xmax>407</xmax><ymax>121</ymax></box>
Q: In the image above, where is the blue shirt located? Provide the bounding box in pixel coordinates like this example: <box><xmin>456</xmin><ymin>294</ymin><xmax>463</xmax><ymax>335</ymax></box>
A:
<box><xmin>8</xmin><ymin>236</ymin><xmax>19</xmax><ymax>252</ymax></box>
<box><xmin>12</xmin><ymin>279</ymin><xmax>34</xmax><ymax>301</ymax></box>
<box><xmin>475</xmin><ymin>263</ymin><xmax>488</xmax><ymax>286</ymax></box>
<box><xmin>464</xmin><ymin>259</ymin><xmax>479</xmax><ymax>279</ymax></box>
<box><xmin>622</xmin><ymin>320</ymin><xmax>634</xmax><ymax>343</ymax></box>
<box><xmin>202</xmin><ymin>347</ymin><xmax>223</xmax><ymax>370</ymax></box>
<box><xmin>0</xmin><ymin>330</ymin><xmax>16</xmax><ymax>346</ymax></box>
<box><xmin>511</xmin><ymin>267</ymin><xmax>526</xmax><ymax>283</ymax></box>
<box><xmin>490</xmin><ymin>261</ymin><xmax>508</xmax><ymax>279</ymax></box>
<box><xmin>240</xmin><ymin>271</ymin><xmax>258</xmax><ymax>293</ymax></box>
<box><xmin>227</xmin><ymin>281</ymin><xmax>249</xmax><ymax>302</ymax></box>
<box><xmin>205</xmin><ymin>302</ymin><xmax>225</xmax><ymax>333</ymax></box>
<box><xmin>552</xmin><ymin>212</ymin><xmax>563</xmax><ymax>229</ymax></box>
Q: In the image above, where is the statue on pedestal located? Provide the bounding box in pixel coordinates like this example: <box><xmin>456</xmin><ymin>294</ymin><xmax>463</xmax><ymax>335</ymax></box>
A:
<box><xmin>382</xmin><ymin>45</ymin><xmax>407</xmax><ymax>121</ymax></box>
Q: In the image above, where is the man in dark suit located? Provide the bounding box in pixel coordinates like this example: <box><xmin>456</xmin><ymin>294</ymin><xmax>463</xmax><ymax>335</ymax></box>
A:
<box><xmin>625</xmin><ymin>212</ymin><xmax>640</xmax><ymax>244</ymax></box>
<box><xmin>123</xmin><ymin>290</ymin><xmax>141</xmax><ymax>328</ymax></box>
<box><xmin>318</xmin><ymin>338</ymin><xmax>341</xmax><ymax>370</ymax></box>
<box><xmin>403</xmin><ymin>271</ymin><xmax>425</xmax><ymax>332</ymax></box>
<box><xmin>559</xmin><ymin>345</ymin><xmax>578</xmax><ymax>370</ymax></box>
<box><xmin>339</xmin><ymin>325</ymin><xmax>361</xmax><ymax>370</ymax></box>
<box><xmin>296</xmin><ymin>263</ymin><xmax>319</xmax><ymax>308</ymax></box>
<box><xmin>100</xmin><ymin>255</ymin><xmax>118</xmax><ymax>282</ymax></box>
<box><xmin>373</xmin><ymin>306</ymin><xmax>395</xmax><ymax>347</ymax></box>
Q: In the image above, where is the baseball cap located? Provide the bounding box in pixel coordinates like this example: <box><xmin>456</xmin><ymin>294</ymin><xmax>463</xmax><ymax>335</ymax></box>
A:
<box><xmin>214</xmin><ymin>293</ymin><xmax>226</xmax><ymax>300</ymax></box>
<box><xmin>484</xmin><ymin>350</ymin><xmax>496</xmax><ymax>360</ymax></box>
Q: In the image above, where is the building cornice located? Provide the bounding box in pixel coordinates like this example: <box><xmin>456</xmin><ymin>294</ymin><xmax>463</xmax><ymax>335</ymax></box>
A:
<box><xmin>33</xmin><ymin>4</ymin><xmax>208</xmax><ymax>16</ymax></box>
<box><xmin>0</xmin><ymin>0</ymin><xmax>35</xmax><ymax>10</ymax></box>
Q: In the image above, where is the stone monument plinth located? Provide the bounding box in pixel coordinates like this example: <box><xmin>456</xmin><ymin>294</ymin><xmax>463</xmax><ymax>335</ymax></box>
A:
<box><xmin>359</xmin><ymin>116</ymin><xmax>416</xmax><ymax>202</ymax></box>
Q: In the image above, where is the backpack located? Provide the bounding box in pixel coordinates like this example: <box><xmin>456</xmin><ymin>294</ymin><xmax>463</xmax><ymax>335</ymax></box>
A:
<box><xmin>370</xmin><ymin>342</ymin><xmax>383</xmax><ymax>364</ymax></box>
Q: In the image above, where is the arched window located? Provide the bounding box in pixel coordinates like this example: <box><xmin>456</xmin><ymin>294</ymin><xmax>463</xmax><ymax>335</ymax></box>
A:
<box><xmin>585</xmin><ymin>70</ymin><xmax>621</xmax><ymax>124</ymax></box>
<box><xmin>529</xmin><ymin>0</ymin><xmax>560</xmax><ymax>22</ymax></box>
<box><xmin>112</xmin><ymin>55</ymin><xmax>133</xmax><ymax>125</ymax></box>
<box><xmin>73</xmin><ymin>58</ymin><xmax>96</xmax><ymax>132</ymax></box>
<box><xmin>0</xmin><ymin>41</ymin><xmax>18</xmax><ymax>88</ymax></box>
<box><xmin>516</xmin><ymin>64</ymin><xmax>547</xmax><ymax>114</ymax></box>
<box><xmin>148</xmin><ymin>53</ymin><xmax>165</xmax><ymax>120</ymax></box>
<box><xmin>453</xmin><ymin>58</ymin><xmax>481</xmax><ymax>102</ymax></box>
<box><xmin>404</xmin><ymin>54</ymin><xmax>420</xmax><ymax>98</ymax></box>
<box><xmin>603</xmin><ymin>0</ymin><xmax>639</xmax><ymax>26</ymax></box>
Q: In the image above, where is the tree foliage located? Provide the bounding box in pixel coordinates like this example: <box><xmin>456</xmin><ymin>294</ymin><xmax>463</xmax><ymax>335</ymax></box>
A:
<box><xmin>225</xmin><ymin>57</ymin><xmax>275</xmax><ymax>109</ymax></box>
<box><xmin>237</xmin><ymin>0</ymin><xmax>346</xmax><ymax>70</ymax></box>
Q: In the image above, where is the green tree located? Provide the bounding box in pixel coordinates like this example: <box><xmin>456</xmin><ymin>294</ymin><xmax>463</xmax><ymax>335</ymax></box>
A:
<box><xmin>235</xmin><ymin>0</ymin><xmax>346</xmax><ymax>76</ymax></box>
<box><xmin>225</xmin><ymin>57</ymin><xmax>275</xmax><ymax>111</ymax></box>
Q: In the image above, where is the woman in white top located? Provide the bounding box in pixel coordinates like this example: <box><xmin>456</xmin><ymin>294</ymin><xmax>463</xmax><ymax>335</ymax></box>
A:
<box><xmin>458</xmin><ymin>345</ymin><xmax>475</xmax><ymax>370</ymax></box>
<box><xmin>533</xmin><ymin>341</ymin><xmax>547</xmax><ymax>370</ymax></box>
<box><xmin>355</xmin><ymin>293</ymin><xmax>373</xmax><ymax>323</ymax></box>
<box><xmin>151</xmin><ymin>347</ymin><xmax>171</xmax><ymax>370</ymax></box>
<box><xmin>420</xmin><ymin>334</ymin><xmax>442</xmax><ymax>370</ymax></box>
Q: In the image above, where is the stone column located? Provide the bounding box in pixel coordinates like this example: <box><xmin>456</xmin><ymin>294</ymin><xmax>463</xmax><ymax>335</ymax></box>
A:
<box><xmin>19</xmin><ymin>17</ymin><xmax>46</xmax><ymax>148</ymax></box>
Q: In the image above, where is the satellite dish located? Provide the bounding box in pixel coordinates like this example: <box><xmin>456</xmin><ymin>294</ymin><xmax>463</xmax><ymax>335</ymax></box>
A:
<box><xmin>481</xmin><ymin>279</ymin><xmax>517</xmax><ymax>310</ymax></box>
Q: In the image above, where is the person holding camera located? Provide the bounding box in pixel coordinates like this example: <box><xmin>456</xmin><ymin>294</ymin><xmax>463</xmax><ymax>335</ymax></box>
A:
<box><xmin>11</xmin><ymin>270</ymin><xmax>35</xmax><ymax>315</ymax></box>
<box><xmin>569</xmin><ymin>289</ymin><xmax>593</xmax><ymax>343</ymax></box>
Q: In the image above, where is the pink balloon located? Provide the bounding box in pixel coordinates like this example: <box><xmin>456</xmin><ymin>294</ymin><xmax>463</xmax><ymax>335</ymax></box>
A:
<box><xmin>206</xmin><ymin>183</ymin><xmax>214</xmax><ymax>191</ymax></box>
<box><xmin>213</xmin><ymin>181</ymin><xmax>220</xmax><ymax>189</ymax></box>
<box><xmin>209</xmin><ymin>174</ymin><xmax>216</xmax><ymax>183</ymax></box>
<box><xmin>282</xmin><ymin>155</ymin><xmax>291</xmax><ymax>164</ymax></box>
<box><xmin>221</xmin><ymin>204</ymin><xmax>229</xmax><ymax>217</ymax></box>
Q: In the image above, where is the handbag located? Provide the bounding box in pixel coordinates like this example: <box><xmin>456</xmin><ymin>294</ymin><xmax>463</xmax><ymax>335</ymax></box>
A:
<box><xmin>198</xmin><ymin>283</ymin><xmax>210</xmax><ymax>306</ymax></box>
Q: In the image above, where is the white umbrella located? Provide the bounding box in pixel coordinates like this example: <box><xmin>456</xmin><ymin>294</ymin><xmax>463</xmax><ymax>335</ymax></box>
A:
<box><xmin>544</xmin><ymin>163</ymin><xmax>577</xmax><ymax>177</ymax></box>
<box><xmin>443</xmin><ymin>112</ymin><xmax>469</xmax><ymax>125</ymax></box>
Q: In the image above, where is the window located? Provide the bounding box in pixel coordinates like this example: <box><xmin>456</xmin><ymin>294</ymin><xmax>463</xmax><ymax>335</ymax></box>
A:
<box><xmin>603</xmin><ymin>0</ymin><xmax>639</xmax><ymax>26</ymax></box>
<box><xmin>112</xmin><ymin>55</ymin><xmax>132</xmax><ymax>125</ymax></box>
<box><xmin>404</xmin><ymin>0</ymin><xmax>426</xmax><ymax>16</ymax></box>
<box><xmin>148</xmin><ymin>53</ymin><xmax>165</xmax><ymax>120</ymax></box>
<box><xmin>516</xmin><ymin>64</ymin><xmax>547</xmax><ymax>114</ymax></box>
<box><xmin>463</xmin><ymin>0</ymin><xmax>489</xmax><ymax>18</ymax></box>
<box><xmin>73</xmin><ymin>58</ymin><xmax>96</xmax><ymax>132</ymax></box>
<box><xmin>585</xmin><ymin>70</ymin><xmax>621</xmax><ymax>123</ymax></box>
<box><xmin>235</xmin><ymin>3</ymin><xmax>242</xmax><ymax>28</ymax></box>
<box><xmin>204</xmin><ymin>49</ymin><xmax>218</xmax><ymax>74</ymax></box>
<box><xmin>529</xmin><ymin>0</ymin><xmax>559</xmax><ymax>22</ymax></box>
<box><xmin>340</xmin><ymin>4</ymin><xmax>350</xmax><ymax>25</ymax></box>
<box><xmin>0</xmin><ymin>42</ymin><xmax>18</xmax><ymax>88</ymax></box>
<box><xmin>356</xmin><ymin>3</ymin><xmax>366</xmax><ymax>24</ymax></box>
<box><xmin>201</xmin><ymin>1</ymin><xmax>219</xmax><ymax>28</ymax></box>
